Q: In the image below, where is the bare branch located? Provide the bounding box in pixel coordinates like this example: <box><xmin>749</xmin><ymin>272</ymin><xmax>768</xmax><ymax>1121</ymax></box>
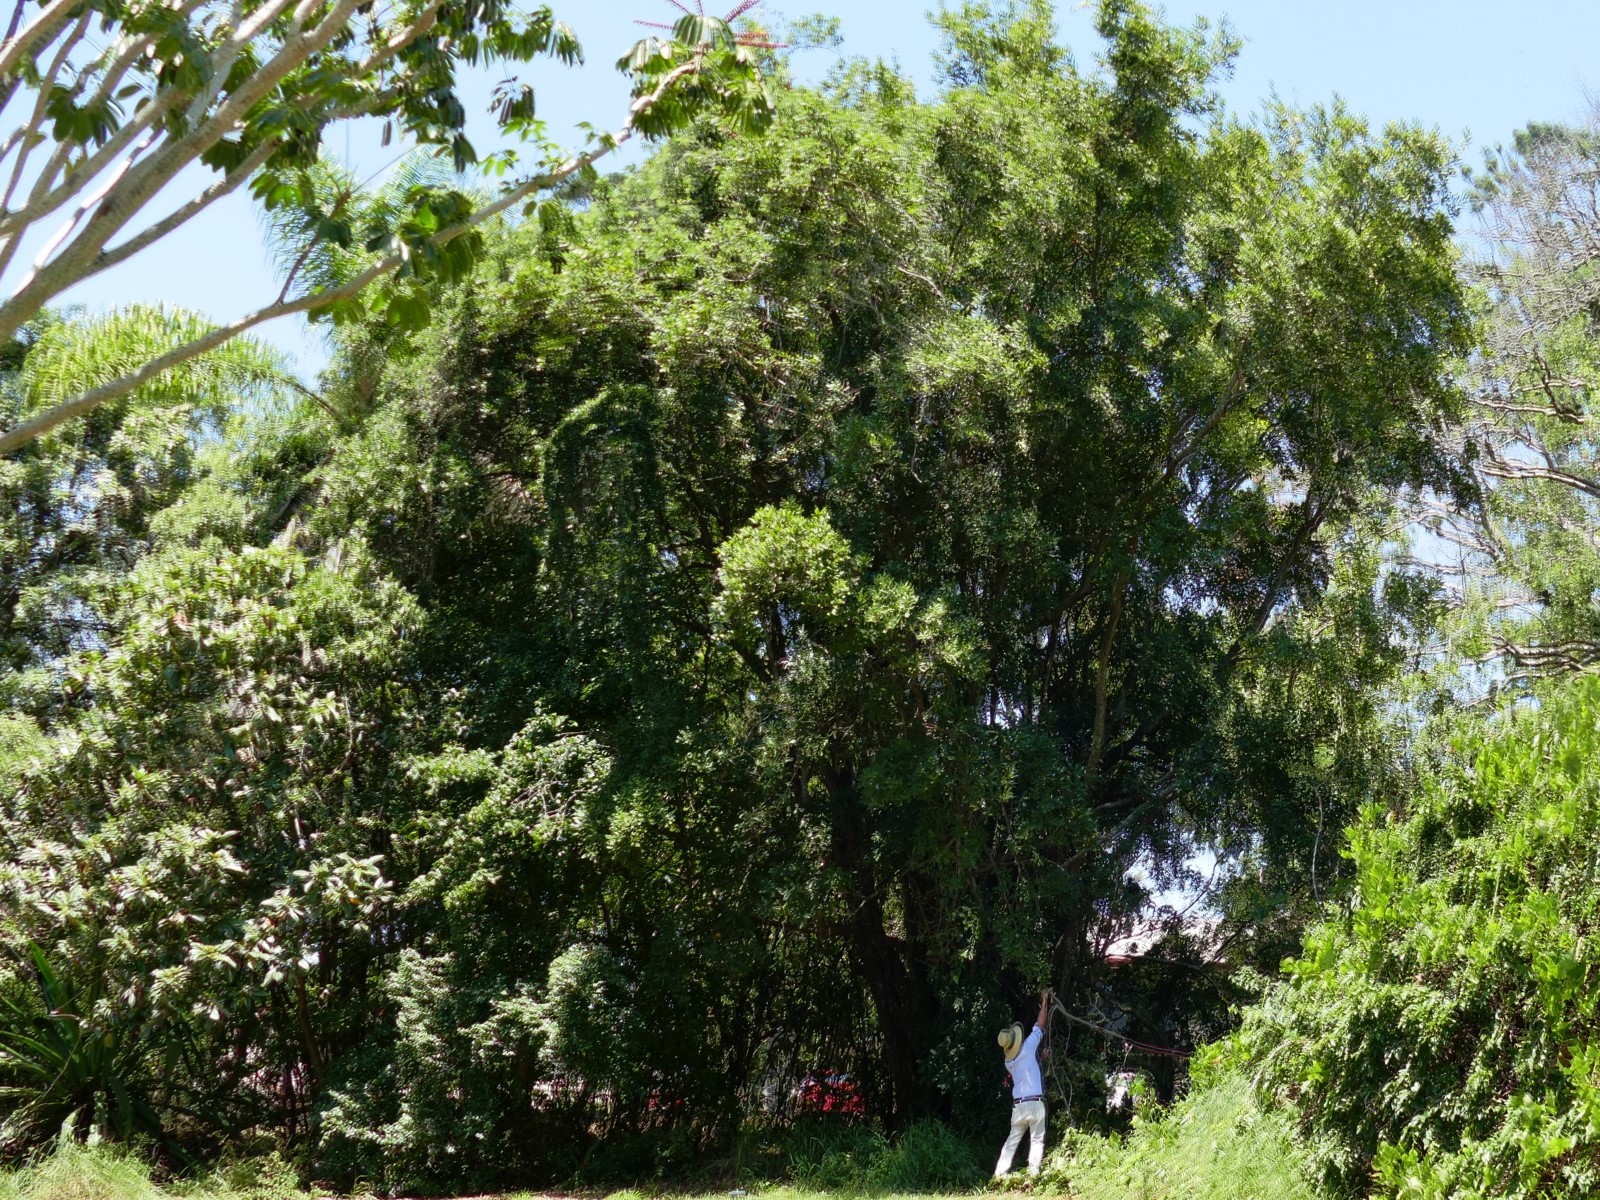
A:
<box><xmin>0</xmin><ymin>0</ymin><xmax>773</xmax><ymax>453</ymax></box>
<box><xmin>1479</xmin><ymin>456</ymin><xmax>1600</xmax><ymax>500</ymax></box>
<box><xmin>1475</xmin><ymin>393</ymin><xmax>1585</xmax><ymax>423</ymax></box>
<box><xmin>18</xmin><ymin>128</ymin><xmax>160</xmax><ymax>295</ymax></box>
<box><xmin>0</xmin><ymin>6</ymin><xmax>92</xmax><ymax>270</ymax></box>
<box><xmin>0</xmin><ymin>0</ymin><xmax>368</xmax><ymax>345</ymax></box>
<box><xmin>0</xmin><ymin>0</ymin><xmax>85</xmax><ymax>84</ymax></box>
<box><xmin>86</xmin><ymin>140</ymin><xmax>278</xmax><ymax>280</ymax></box>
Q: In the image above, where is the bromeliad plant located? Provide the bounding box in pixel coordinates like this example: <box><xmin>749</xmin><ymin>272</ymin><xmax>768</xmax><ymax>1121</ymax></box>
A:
<box><xmin>0</xmin><ymin>946</ymin><xmax>173</xmax><ymax>1153</ymax></box>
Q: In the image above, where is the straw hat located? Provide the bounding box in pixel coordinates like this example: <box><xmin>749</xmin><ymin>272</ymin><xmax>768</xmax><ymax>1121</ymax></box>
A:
<box><xmin>997</xmin><ymin>1022</ymin><xmax>1024</xmax><ymax>1061</ymax></box>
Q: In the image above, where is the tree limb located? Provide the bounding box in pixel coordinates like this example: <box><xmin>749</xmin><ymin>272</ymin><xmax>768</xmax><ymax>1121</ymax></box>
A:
<box><xmin>0</xmin><ymin>63</ymin><xmax>694</xmax><ymax>453</ymax></box>
<box><xmin>86</xmin><ymin>140</ymin><xmax>279</xmax><ymax>279</ymax></box>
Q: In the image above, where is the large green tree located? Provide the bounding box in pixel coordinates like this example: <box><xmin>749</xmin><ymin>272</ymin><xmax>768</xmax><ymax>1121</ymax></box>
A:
<box><xmin>0</xmin><ymin>0</ymin><xmax>1476</xmax><ymax>1183</ymax></box>
<box><xmin>296</xmin><ymin>0</ymin><xmax>1470</xmax><ymax>1133</ymax></box>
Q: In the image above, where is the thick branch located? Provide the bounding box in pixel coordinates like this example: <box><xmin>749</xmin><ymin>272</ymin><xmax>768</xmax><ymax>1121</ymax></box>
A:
<box><xmin>86</xmin><ymin>139</ymin><xmax>278</xmax><ymax>280</ymax></box>
<box><xmin>0</xmin><ymin>0</ymin><xmax>365</xmax><ymax>343</ymax></box>
<box><xmin>5</xmin><ymin>74</ymin><xmax>188</xmax><ymax>244</ymax></box>
<box><xmin>0</xmin><ymin>6</ymin><xmax>90</xmax><ymax>277</ymax></box>
<box><xmin>0</xmin><ymin>0</ymin><xmax>82</xmax><ymax>84</ymax></box>
<box><xmin>1480</xmin><ymin>457</ymin><xmax>1600</xmax><ymax>501</ymax></box>
<box><xmin>0</xmin><ymin>112</ymin><xmax>646</xmax><ymax>453</ymax></box>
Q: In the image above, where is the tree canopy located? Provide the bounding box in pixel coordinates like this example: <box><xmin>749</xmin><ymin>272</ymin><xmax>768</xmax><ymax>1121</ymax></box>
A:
<box><xmin>0</xmin><ymin>0</ymin><xmax>1510</xmax><ymax>1191</ymax></box>
<box><xmin>1410</xmin><ymin>115</ymin><xmax>1600</xmax><ymax>695</ymax></box>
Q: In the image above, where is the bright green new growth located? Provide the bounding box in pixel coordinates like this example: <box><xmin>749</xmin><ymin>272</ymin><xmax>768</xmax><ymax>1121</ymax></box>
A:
<box><xmin>1244</xmin><ymin>675</ymin><xmax>1600</xmax><ymax>1199</ymax></box>
<box><xmin>1046</xmin><ymin>1071</ymin><xmax>1323</xmax><ymax>1200</ymax></box>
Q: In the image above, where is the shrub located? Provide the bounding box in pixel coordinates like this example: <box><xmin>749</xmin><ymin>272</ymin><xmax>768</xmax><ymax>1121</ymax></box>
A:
<box><xmin>1243</xmin><ymin>675</ymin><xmax>1600</xmax><ymax>1199</ymax></box>
<box><xmin>577</xmin><ymin>1125</ymin><xmax>700</xmax><ymax>1185</ymax></box>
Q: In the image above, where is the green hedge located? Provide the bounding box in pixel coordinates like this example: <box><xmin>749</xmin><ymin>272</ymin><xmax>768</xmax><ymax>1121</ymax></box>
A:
<box><xmin>1243</xmin><ymin>675</ymin><xmax>1600</xmax><ymax>1199</ymax></box>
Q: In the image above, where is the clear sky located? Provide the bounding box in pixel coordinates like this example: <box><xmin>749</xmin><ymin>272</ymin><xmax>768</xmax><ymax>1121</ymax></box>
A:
<box><xmin>43</xmin><ymin>0</ymin><xmax>1600</xmax><ymax>374</ymax></box>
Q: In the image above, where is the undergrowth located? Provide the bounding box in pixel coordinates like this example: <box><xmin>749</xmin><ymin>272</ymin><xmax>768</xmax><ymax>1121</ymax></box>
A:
<box><xmin>2</xmin><ymin>1121</ymin><xmax>990</xmax><ymax>1199</ymax></box>
<box><xmin>0</xmin><ymin>1082</ymin><xmax>1327</xmax><ymax>1200</ymax></box>
<box><xmin>781</xmin><ymin>1119</ymin><xmax>985</xmax><ymax>1193</ymax></box>
<box><xmin>0</xmin><ymin>1138</ymin><xmax>305</xmax><ymax>1200</ymax></box>
<box><xmin>1042</xmin><ymin>1071</ymin><xmax>1325</xmax><ymax>1200</ymax></box>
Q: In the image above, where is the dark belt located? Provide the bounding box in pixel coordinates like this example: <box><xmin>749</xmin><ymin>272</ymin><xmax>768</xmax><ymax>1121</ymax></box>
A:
<box><xmin>1013</xmin><ymin>1094</ymin><xmax>1043</xmax><ymax>1104</ymax></box>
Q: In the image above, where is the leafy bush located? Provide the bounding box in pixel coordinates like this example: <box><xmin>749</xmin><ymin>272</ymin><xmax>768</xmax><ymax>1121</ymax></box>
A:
<box><xmin>577</xmin><ymin>1125</ymin><xmax>701</xmax><ymax>1186</ymax></box>
<box><xmin>0</xmin><ymin>534</ymin><xmax>421</xmax><ymax>1163</ymax></box>
<box><xmin>1044</xmin><ymin>1071</ymin><xmax>1323</xmax><ymax>1200</ymax></box>
<box><xmin>1243</xmin><ymin>674</ymin><xmax>1600</xmax><ymax>1199</ymax></box>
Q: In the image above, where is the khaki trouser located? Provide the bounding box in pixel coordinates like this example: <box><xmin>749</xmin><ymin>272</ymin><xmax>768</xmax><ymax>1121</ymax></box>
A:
<box><xmin>994</xmin><ymin>1098</ymin><xmax>1047</xmax><ymax>1177</ymax></box>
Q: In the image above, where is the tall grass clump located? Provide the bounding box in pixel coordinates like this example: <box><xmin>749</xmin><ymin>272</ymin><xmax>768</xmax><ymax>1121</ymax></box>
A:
<box><xmin>0</xmin><ymin>1137</ymin><xmax>305</xmax><ymax>1200</ymax></box>
<box><xmin>785</xmin><ymin>1124</ymin><xmax>890</xmax><ymax>1191</ymax></box>
<box><xmin>1</xmin><ymin>1138</ymin><xmax>171</xmax><ymax>1200</ymax></box>
<box><xmin>864</xmin><ymin>1120</ymin><xmax>985</xmax><ymax>1192</ymax></box>
<box><xmin>1043</xmin><ymin>1071</ymin><xmax>1323</xmax><ymax>1200</ymax></box>
<box><xmin>780</xmin><ymin>1119</ymin><xmax>984</xmax><ymax>1193</ymax></box>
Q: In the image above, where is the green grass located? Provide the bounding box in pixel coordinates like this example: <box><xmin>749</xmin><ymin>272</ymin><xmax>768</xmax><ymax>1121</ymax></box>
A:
<box><xmin>643</xmin><ymin>1193</ymin><xmax>1010</xmax><ymax>1200</ymax></box>
<box><xmin>0</xmin><ymin>1139</ymin><xmax>306</xmax><ymax>1200</ymax></box>
<box><xmin>606</xmin><ymin>1192</ymin><xmax>986</xmax><ymax>1200</ymax></box>
<box><xmin>1041</xmin><ymin>1072</ymin><xmax>1325</xmax><ymax>1200</ymax></box>
<box><xmin>2</xmin><ymin>1077</ymin><xmax>1324</xmax><ymax>1200</ymax></box>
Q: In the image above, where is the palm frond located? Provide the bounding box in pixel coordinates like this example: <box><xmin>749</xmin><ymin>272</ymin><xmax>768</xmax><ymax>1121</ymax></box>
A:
<box><xmin>22</xmin><ymin>307</ymin><xmax>298</xmax><ymax>430</ymax></box>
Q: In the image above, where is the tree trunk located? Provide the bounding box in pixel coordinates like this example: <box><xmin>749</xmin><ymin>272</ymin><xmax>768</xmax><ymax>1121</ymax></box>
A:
<box><xmin>826</xmin><ymin>765</ymin><xmax>921</xmax><ymax>1128</ymax></box>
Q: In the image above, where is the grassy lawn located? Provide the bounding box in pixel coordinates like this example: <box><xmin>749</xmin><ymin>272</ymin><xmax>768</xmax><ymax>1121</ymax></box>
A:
<box><xmin>0</xmin><ymin>1074</ymin><xmax>1320</xmax><ymax>1200</ymax></box>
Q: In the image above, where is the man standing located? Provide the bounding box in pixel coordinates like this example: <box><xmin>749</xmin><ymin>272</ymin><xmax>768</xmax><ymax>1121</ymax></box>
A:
<box><xmin>994</xmin><ymin>989</ymin><xmax>1051</xmax><ymax>1181</ymax></box>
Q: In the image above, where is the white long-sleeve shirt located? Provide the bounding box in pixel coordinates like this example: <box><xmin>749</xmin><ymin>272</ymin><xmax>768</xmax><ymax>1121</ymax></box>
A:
<box><xmin>1008</xmin><ymin>1025</ymin><xmax>1044</xmax><ymax>1098</ymax></box>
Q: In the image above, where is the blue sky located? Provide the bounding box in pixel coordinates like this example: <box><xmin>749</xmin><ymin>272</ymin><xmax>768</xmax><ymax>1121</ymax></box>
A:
<box><xmin>45</xmin><ymin>0</ymin><xmax>1600</xmax><ymax>374</ymax></box>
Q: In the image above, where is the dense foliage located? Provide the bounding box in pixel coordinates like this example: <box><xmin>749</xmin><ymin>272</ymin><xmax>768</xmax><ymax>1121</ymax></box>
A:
<box><xmin>1243</xmin><ymin>675</ymin><xmax>1600</xmax><ymax>1200</ymax></box>
<box><xmin>0</xmin><ymin>0</ymin><xmax>1489</xmax><ymax>1192</ymax></box>
<box><xmin>1207</xmin><ymin>108</ymin><xmax>1600</xmax><ymax>1200</ymax></box>
<box><xmin>1047</xmin><ymin>1069</ymin><xmax>1321</xmax><ymax>1200</ymax></box>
